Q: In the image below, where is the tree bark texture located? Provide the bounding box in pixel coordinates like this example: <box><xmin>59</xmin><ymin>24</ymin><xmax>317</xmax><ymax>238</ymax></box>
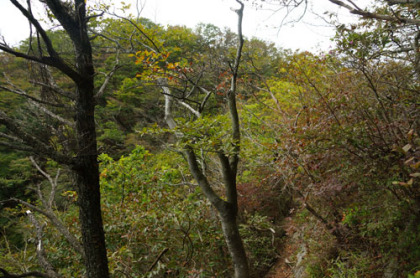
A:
<box><xmin>0</xmin><ymin>1</ymin><xmax>110</xmax><ymax>277</ymax></box>
<box><xmin>73</xmin><ymin>79</ymin><xmax>109</xmax><ymax>278</ymax></box>
<box><xmin>220</xmin><ymin>211</ymin><xmax>249</xmax><ymax>278</ymax></box>
<box><xmin>71</xmin><ymin>1</ymin><xmax>110</xmax><ymax>276</ymax></box>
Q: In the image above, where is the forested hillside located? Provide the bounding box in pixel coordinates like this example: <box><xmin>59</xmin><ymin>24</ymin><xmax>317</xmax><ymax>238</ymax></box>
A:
<box><xmin>0</xmin><ymin>1</ymin><xmax>419</xmax><ymax>277</ymax></box>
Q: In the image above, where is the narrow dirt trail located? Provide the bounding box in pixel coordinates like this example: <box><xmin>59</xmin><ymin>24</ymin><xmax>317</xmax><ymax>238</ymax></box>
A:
<box><xmin>264</xmin><ymin>214</ymin><xmax>301</xmax><ymax>278</ymax></box>
<box><xmin>264</xmin><ymin>244</ymin><xmax>295</xmax><ymax>278</ymax></box>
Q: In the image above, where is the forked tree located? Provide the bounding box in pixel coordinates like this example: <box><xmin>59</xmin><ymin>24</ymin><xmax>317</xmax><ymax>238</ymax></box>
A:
<box><xmin>153</xmin><ymin>1</ymin><xmax>250</xmax><ymax>277</ymax></box>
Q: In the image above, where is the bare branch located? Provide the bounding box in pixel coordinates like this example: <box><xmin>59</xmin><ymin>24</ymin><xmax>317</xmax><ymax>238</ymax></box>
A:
<box><xmin>9</xmin><ymin>196</ymin><xmax>85</xmax><ymax>258</ymax></box>
<box><xmin>29</xmin><ymin>101</ymin><xmax>74</xmax><ymax>127</ymax></box>
<box><xmin>385</xmin><ymin>0</ymin><xmax>420</xmax><ymax>5</ymax></box>
<box><xmin>159</xmin><ymin>79</ymin><xmax>177</xmax><ymax>130</ymax></box>
<box><xmin>0</xmin><ymin>45</ymin><xmax>56</xmax><ymax>70</ymax></box>
<box><xmin>26</xmin><ymin>157</ymin><xmax>86</xmax><ymax>257</ymax></box>
<box><xmin>107</xmin><ymin>13</ymin><xmax>161</xmax><ymax>53</ymax></box>
<box><xmin>89</xmin><ymin>30</ymin><xmax>126</xmax><ymax>51</ymax></box>
<box><xmin>25</xmin><ymin>210</ymin><xmax>62</xmax><ymax>278</ymax></box>
<box><xmin>227</xmin><ymin>0</ymin><xmax>245</xmax><ymax>175</ymax></box>
<box><xmin>147</xmin><ymin>248</ymin><xmax>169</xmax><ymax>272</ymax></box>
<box><xmin>0</xmin><ymin>267</ymin><xmax>50</xmax><ymax>278</ymax></box>
<box><xmin>328</xmin><ymin>0</ymin><xmax>420</xmax><ymax>25</ymax></box>
<box><xmin>86</xmin><ymin>11</ymin><xmax>105</xmax><ymax>22</ymax></box>
<box><xmin>0</xmin><ymin>132</ymin><xmax>23</xmax><ymax>143</ymax></box>
<box><xmin>29</xmin><ymin>81</ymin><xmax>76</xmax><ymax>101</ymax></box>
<box><xmin>0</xmin><ymin>110</ymin><xmax>75</xmax><ymax>166</ymax></box>
<box><xmin>1</xmin><ymin>70</ymin><xmax>73</xmax><ymax>107</ymax></box>
<box><xmin>0</xmin><ymin>140</ymin><xmax>34</xmax><ymax>153</ymax></box>
<box><xmin>177</xmin><ymin>100</ymin><xmax>201</xmax><ymax>118</ymax></box>
<box><xmin>158</xmin><ymin>78</ymin><xmax>226</xmax><ymax>210</ymax></box>
<box><xmin>198</xmin><ymin>87</ymin><xmax>213</xmax><ymax>113</ymax></box>
<box><xmin>184</xmin><ymin>146</ymin><xmax>226</xmax><ymax>210</ymax></box>
<box><xmin>159</xmin><ymin>78</ymin><xmax>201</xmax><ymax>119</ymax></box>
<box><xmin>10</xmin><ymin>0</ymin><xmax>56</xmax><ymax>59</ymax></box>
<box><xmin>95</xmin><ymin>54</ymin><xmax>121</xmax><ymax>99</ymax></box>
<box><xmin>29</xmin><ymin>157</ymin><xmax>55</xmax><ymax>205</ymax></box>
<box><xmin>0</xmin><ymin>84</ymin><xmax>65</xmax><ymax>108</ymax></box>
<box><xmin>51</xmin><ymin>170</ymin><xmax>60</xmax><ymax>209</ymax></box>
<box><xmin>6</xmin><ymin>0</ymin><xmax>80</xmax><ymax>82</ymax></box>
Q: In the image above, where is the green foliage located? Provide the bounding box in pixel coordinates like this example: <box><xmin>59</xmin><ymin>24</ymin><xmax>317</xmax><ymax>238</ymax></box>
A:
<box><xmin>326</xmin><ymin>257</ymin><xmax>361</xmax><ymax>278</ymax></box>
<box><xmin>2</xmin><ymin>4</ymin><xmax>419</xmax><ymax>276</ymax></box>
<box><xmin>99</xmin><ymin>146</ymin><xmax>229</xmax><ymax>276</ymax></box>
<box><xmin>240</xmin><ymin>213</ymin><xmax>279</xmax><ymax>276</ymax></box>
<box><xmin>409</xmin><ymin>271</ymin><xmax>420</xmax><ymax>278</ymax></box>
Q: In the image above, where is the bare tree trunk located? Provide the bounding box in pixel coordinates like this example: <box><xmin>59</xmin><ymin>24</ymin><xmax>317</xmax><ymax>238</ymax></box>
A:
<box><xmin>219</xmin><ymin>208</ymin><xmax>249</xmax><ymax>278</ymax></box>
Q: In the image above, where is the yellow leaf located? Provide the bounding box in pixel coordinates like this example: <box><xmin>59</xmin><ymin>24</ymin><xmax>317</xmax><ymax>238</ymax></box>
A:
<box><xmin>402</xmin><ymin>144</ymin><xmax>412</xmax><ymax>153</ymax></box>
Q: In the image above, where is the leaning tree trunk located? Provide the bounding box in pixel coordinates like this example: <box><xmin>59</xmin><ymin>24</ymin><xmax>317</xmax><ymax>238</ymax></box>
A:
<box><xmin>182</xmin><ymin>147</ymin><xmax>250</xmax><ymax>278</ymax></box>
<box><xmin>219</xmin><ymin>205</ymin><xmax>249</xmax><ymax>278</ymax></box>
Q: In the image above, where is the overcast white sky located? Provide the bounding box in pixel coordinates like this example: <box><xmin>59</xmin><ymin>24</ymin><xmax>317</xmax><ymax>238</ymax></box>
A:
<box><xmin>0</xmin><ymin>0</ymin><xmax>363</xmax><ymax>52</ymax></box>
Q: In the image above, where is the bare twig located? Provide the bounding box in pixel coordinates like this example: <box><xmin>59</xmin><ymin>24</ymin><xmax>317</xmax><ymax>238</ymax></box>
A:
<box><xmin>25</xmin><ymin>210</ymin><xmax>62</xmax><ymax>278</ymax></box>
<box><xmin>94</xmin><ymin>53</ymin><xmax>121</xmax><ymax>99</ymax></box>
<box><xmin>386</xmin><ymin>0</ymin><xmax>420</xmax><ymax>5</ymax></box>
<box><xmin>0</xmin><ymin>267</ymin><xmax>50</xmax><ymax>278</ymax></box>
<box><xmin>29</xmin><ymin>101</ymin><xmax>74</xmax><ymax>127</ymax></box>
<box><xmin>0</xmin><ymin>110</ymin><xmax>74</xmax><ymax>166</ymax></box>
<box><xmin>147</xmin><ymin>248</ymin><xmax>169</xmax><ymax>272</ymax></box>
<box><xmin>328</xmin><ymin>0</ymin><xmax>420</xmax><ymax>25</ymax></box>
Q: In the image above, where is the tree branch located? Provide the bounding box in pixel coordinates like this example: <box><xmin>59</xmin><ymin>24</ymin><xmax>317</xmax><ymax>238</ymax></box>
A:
<box><xmin>0</xmin><ymin>46</ymin><xmax>56</xmax><ymax>70</ymax></box>
<box><xmin>0</xmin><ymin>140</ymin><xmax>35</xmax><ymax>153</ymax></box>
<box><xmin>198</xmin><ymin>87</ymin><xmax>213</xmax><ymax>113</ymax></box>
<box><xmin>217</xmin><ymin>151</ymin><xmax>237</xmax><ymax>208</ymax></box>
<box><xmin>29</xmin><ymin>157</ymin><xmax>57</xmax><ymax>208</ymax></box>
<box><xmin>27</xmin><ymin>157</ymin><xmax>86</xmax><ymax>257</ymax></box>
<box><xmin>7</xmin><ymin>0</ymin><xmax>80</xmax><ymax>82</ymax></box>
<box><xmin>158</xmin><ymin>78</ymin><xmax>226</xmax><ymax>211</ymax></box>
<box><xmin>29</xmin><ymin>101</ymin><xmax>74</xmax><ymax>127</ymax></box>
<box><xmin>0</xmin><ymin>110</ymin><xmax>75</xmax><ymax>166</ymax></box>
<box><xmin>385</xmin><ymin>0</ymin><xmax>420</xmax><ymax>5</ymax></box>
<box><xmin>147</xmin><ymin>248</ymin><xmax>169</xmax><ymax>272</ymax></box>
<box><xmin>0</xmin><ymin>83</ymin><xmax>64</xmax><ymax>109</ymax></box>
<box><xmin>328</xmin><ymin>0</ymin><xmax>420</xmax><ymax>25</ymax></box>
<box><xmin>0</xmin><ymin>268</ymin><xmax>50</xmax><ymax>278</ymax></box>
<box><xmin>25</xmin><ymin>210</ymin><xmax>62</xmax><ymax>278</ymax></box>
<box><xmin>184</xmin><ymin>146</ymin><xmax>227</xmax><ymax>210</ymax></box>
<box><xmin>95</xmin><ymin>60</ymin><xmax>121</xmax><ymax>99</ymax></box>
<box><xmin>9</xmin><ymin>195</ymin><xmax>85</xmax><ymax>259</ymax></box>
<box><xmin>29</xmin><ymin>81</ymin><xmax>76</xmax><ymax>101</ymax></box>
<box><xmin>108</xmin><ymin>13</ymin><xmax>161</xmax><ymax>53</ymax></box>
<box><xmin>0</xmin><ymin>132</ymin><xmax>24</xmax><ymax>143</ymax></box>
<box><xmin>177</xmin><ymin>99</ymin><xmax>201</xmax><ymax>118</ymax></box>
<box><xmin>227</xmin><ymin>0</ymin><xmax>245</xmax><ymax>175</ymax></box>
